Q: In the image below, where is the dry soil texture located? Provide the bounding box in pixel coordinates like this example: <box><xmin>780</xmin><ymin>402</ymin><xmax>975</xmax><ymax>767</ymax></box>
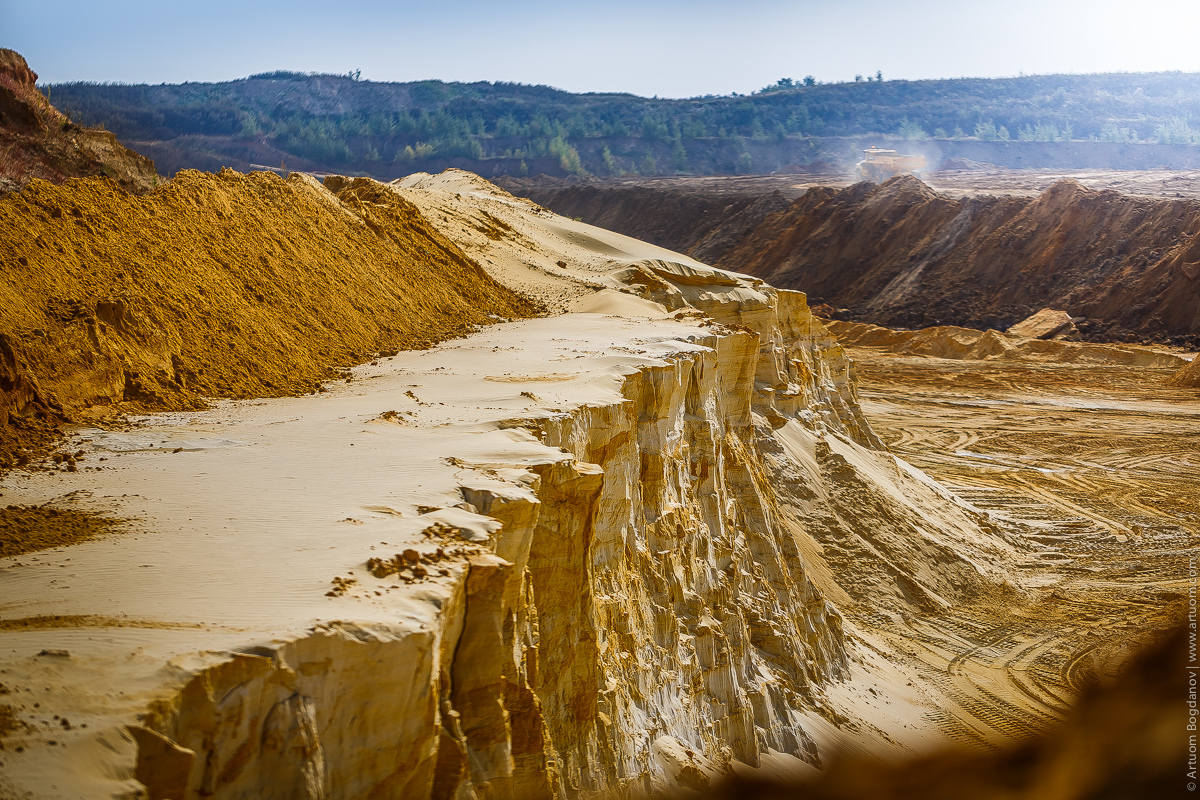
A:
<box><xmin>0</xmin><ymin>170</ymin><xmax>540</xmax><ymax>467</ymax></box>
<box><xmin>510</xmin><ymin>173</ymin><xmax>1200</xmax><ymax>343</ymax></box>
<box><xmin>0</xmin><ymin>50</ymin><xmax>157</xmax><ymax>196</ymax></box>
<box><xmin>839</xmin><ymin>342</ymin><xmax>1196</xmax><ymax>753</ymax></box>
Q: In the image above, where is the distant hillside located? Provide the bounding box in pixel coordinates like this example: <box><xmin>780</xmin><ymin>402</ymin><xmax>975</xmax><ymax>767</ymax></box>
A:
<box><xmin>48</xmin><ymin>71</ymin><xmax>1200</xmax><ymax>179</ymax></box>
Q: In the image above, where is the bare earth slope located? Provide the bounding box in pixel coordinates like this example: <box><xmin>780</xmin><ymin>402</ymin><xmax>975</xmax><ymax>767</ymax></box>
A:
<box><xmin>0</xmin><ymin>169</ymin><xmax>539</xmax><ymax>467</ymax></box>
<box><xmin>0</xmin><ymin>50</ymin><xmax>157</xmax><ymax>196</ymax></box>
<box><xmin>514</xmin><ymin>175</ymin><xmax>1200</xmax><ymax>345</ymax></box>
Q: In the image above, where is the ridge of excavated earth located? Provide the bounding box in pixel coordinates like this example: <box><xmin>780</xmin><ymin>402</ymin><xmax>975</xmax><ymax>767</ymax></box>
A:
<box><xmin>0</xmin><ymin>169</ymin><xmax>1191</xmax><ymax>800</ymax></box>
<box><xmin>0</xmin><ymin>168</ymin><xmax>540</xmax><ymax>471</ymax></box>
<box><xmin>506</xmin><ymin>175</ymin><xmax>1200</xmax><ymax>345</ymax></box>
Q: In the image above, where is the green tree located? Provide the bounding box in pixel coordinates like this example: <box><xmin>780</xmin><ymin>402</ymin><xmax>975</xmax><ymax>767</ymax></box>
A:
<box><xmin>974</xmin><ymin>120</ymin><xmax>1010</xmax><ymax>141</ymax></box>
<box><xmin>1099</xmin><ymin>122</ymin><xmax>1137</xmax><ymax>142</ymax></box>
<box><xmin>1153</xmin><ymin>117</ymin><xmax>1196</xmax><ymax>144</ymax></box>
<box><xmin>549</xmin><ymin>136</ymin><xmax>586</xmax><ymax>175</ymax></box>
<box><xmin>672</xmin><ymin>139</ymin><xmax>689</xmax><ymax>171</ymax></box>
<box><xmin>601</xmin><ymin>145</ymin><xmax>623</xmax><ymax>176</ymax></box>
<box><xmin>641</xmin><ymin>148</ymin><xmax>658</xmax><ymax>174</ymax></box>
<box><xmin>641</xmin><ymin>114</ymin><xmax>669</xmax><ymax>140</ymax></box>
<box><xmin>898</xmin><ymin>117</ymin><xmax>927</xmax><ymax>140</ymax></box>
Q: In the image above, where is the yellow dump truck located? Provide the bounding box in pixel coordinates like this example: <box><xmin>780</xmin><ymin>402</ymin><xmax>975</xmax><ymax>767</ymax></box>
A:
<box><xmin>855</xmin><ymin>147</ymin><xmax>926</xmax><ymax>181</ymax></box>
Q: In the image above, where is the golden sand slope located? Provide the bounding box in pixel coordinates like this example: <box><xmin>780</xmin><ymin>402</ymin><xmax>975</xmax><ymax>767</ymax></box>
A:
<box><xmin>0</xmin><ymin>169</ymin><xmax>540</xmax><ymax>463</ymax></box>
<box><xmin>1169</xmin><ymin>354</ymin><xmax>1200</xmax><ymax>386</ymax></box>
<box><xmin>823</xmin><ymin>319</ymin><xmax>1188</xmax><ymax>368</ymax></box>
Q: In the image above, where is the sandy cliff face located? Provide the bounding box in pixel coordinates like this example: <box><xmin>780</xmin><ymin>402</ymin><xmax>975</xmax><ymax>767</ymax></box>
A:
<box><xmin>0</xmin><ymin>172</ymin><xmax>1020</xmax><ymax>799</ymax></box>
<box><xmin>103</xmin><ymin>284</ymin><xmax>1010</xmax><ymax>800</ymax></box>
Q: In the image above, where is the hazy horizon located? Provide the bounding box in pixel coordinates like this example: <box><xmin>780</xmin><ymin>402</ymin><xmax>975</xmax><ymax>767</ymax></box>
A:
<box><xmin>7</xmin><ymin>0</ymin><xmax>1200</xmax><ymax>98</ymax></box>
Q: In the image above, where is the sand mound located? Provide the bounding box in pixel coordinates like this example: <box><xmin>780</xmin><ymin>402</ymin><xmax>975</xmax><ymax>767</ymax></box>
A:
<box><xmin>0</xmin><ymin>169</ymin><xmax>539</xmax><ymax>464</ymax></box>
<box><xmin>1168</xmin><ymin>355</ymin><xmax>1200</xmax><ymax>387</ymax></box>
<box><xmin>0</xmin><ymin>505</ymin><xmax>120</xmax><ymax>558</ymax></box>
<box><xmin>825</xmin><ymin>319</ymin><xmax>1189</xmax><ymax>368</ymax></box>
<box><xmin>1006</xmin><ymin>308</ymin><xmax>1074</xmax><ymax>339</ymax></box>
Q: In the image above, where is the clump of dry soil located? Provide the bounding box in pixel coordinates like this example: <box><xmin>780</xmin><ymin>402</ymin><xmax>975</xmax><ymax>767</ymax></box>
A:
<box><xmin>0</xmin><ymin>505</ymin><xmax>120</xmax><ymax>558</ymax></box>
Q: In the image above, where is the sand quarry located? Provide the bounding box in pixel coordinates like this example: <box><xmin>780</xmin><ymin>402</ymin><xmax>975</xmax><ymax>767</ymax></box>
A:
<box><xmin>0</xmin><ymin>169</ymin><xmax>1194</xmax><ymax>799</ymax></box>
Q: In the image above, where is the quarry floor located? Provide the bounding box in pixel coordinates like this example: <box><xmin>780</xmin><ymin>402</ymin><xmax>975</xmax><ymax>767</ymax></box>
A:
<box><xmin>841</xmin><ymin>349</ymin><xmax>1198</xmax><ymax>752</ymax></box>
<box><xmin>574</xmin><ymin>168</ymin><xmax>1200</xmax><ymax>202</ymax></box>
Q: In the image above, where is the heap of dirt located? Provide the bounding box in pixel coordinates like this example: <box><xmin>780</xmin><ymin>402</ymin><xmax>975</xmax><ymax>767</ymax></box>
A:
<box><xmin>496</xmin><ymin>176</ymin><xmax>793</xmax><ymax>265</ymax></box>
<box><xmin>824</xmin><ymin>318</ymin><xmax>1189</xmax><ymax>367</ymax></box>
<box><xmin>0</xmin><ymin>505</ymin><xmax>120</xmax><ymax>558</ymax></box>
<box><xmin>718</xmin><ymin>177</ymin><xmax>1200</xmax><ymax>343</ymax></box>
<box><xmin>0</xmin><ymin>168</ymin><xmax>540</xmax><ymax>466</ymax></box>
<box><xmin>520</xmin><ymin>175</ymin><xmax>1200</xmax><ymax>344</ymax></box>
<box><xmin>1168</xmin><ymin>355</ymin><xmax>1200</xmax><ymax>387</ymax></box>
<box><xmin>0</xmin><ymin>49</ymin><xmax>158</xmax><ymax>196</ymax></box>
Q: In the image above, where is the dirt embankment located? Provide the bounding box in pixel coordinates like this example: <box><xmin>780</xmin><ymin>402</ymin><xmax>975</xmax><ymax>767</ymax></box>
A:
<box><xmin>496</xmin><ymin>176</ymin><xmax>793</xmax><ymax>265</ymax></box>
<box><xmin>0</xmin><ymin>49</ymin><xmax>158</xmax><ymax>196</ymax></box>
<box><xmin>823</xmin><ymin>319</ymin><xmax>1190</xmax><ymax>368</ymax></box>
<box><xmin>518</xmin><ymin>176</ymin><xmax>1200</xmax><ymax>345</ymax></box>
<box><xmin>1169</xmin><ymin>354</ymin><xmax>1200</xmax><ymax>386</ymax></box>
<box><xmin>0</xmin><ymin>169</ymin><xmax>540</xmax><ymax>466</ymax></box>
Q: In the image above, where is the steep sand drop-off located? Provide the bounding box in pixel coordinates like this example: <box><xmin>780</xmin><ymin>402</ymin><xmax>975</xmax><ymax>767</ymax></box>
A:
<box><xmin>0</xmin><ymin>172</ymin><xmax>1036</xmax><ymax>799</ymax></box>
<box><xmin>0</xmin><ymin>169</ymin><xmax>540</xmax><ymax>467</ymax></box>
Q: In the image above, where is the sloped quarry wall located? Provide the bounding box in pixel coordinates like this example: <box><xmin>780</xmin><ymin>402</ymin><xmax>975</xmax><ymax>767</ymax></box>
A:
<box><xmin>127</xmin><ymin>290</ymin><xmax>1010</xmax><ymax>800</ymax></box>
<box><xmin>517</xmin><ymin>176</ymin><xmax>1200</xmax><ymax>344</ymax></box>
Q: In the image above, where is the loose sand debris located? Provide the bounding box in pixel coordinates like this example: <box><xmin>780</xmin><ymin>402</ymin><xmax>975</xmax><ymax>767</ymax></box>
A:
<box><xmin>0</xmin><ymin>505</ymin><xmax>120</xmax><ymax>558</ymax></box>
<box><xmin>1168</xmin><ymin>354</ymin><xmax>1200</xmax><ymax>387</ymax></box>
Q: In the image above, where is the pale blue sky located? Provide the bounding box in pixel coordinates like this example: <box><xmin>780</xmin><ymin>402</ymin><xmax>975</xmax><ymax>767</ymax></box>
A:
<box><xmin>6</xmin><ymin>0</ymin><xmax>1200</xmax><ymax>97</ymax></box>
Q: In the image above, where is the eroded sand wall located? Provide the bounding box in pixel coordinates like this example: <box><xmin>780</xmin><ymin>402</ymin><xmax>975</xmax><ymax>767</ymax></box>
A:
<box><xmin>114</xmin><ymin>285</ymin><xmax>1017</xmax><ymax>800</ymax></box>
